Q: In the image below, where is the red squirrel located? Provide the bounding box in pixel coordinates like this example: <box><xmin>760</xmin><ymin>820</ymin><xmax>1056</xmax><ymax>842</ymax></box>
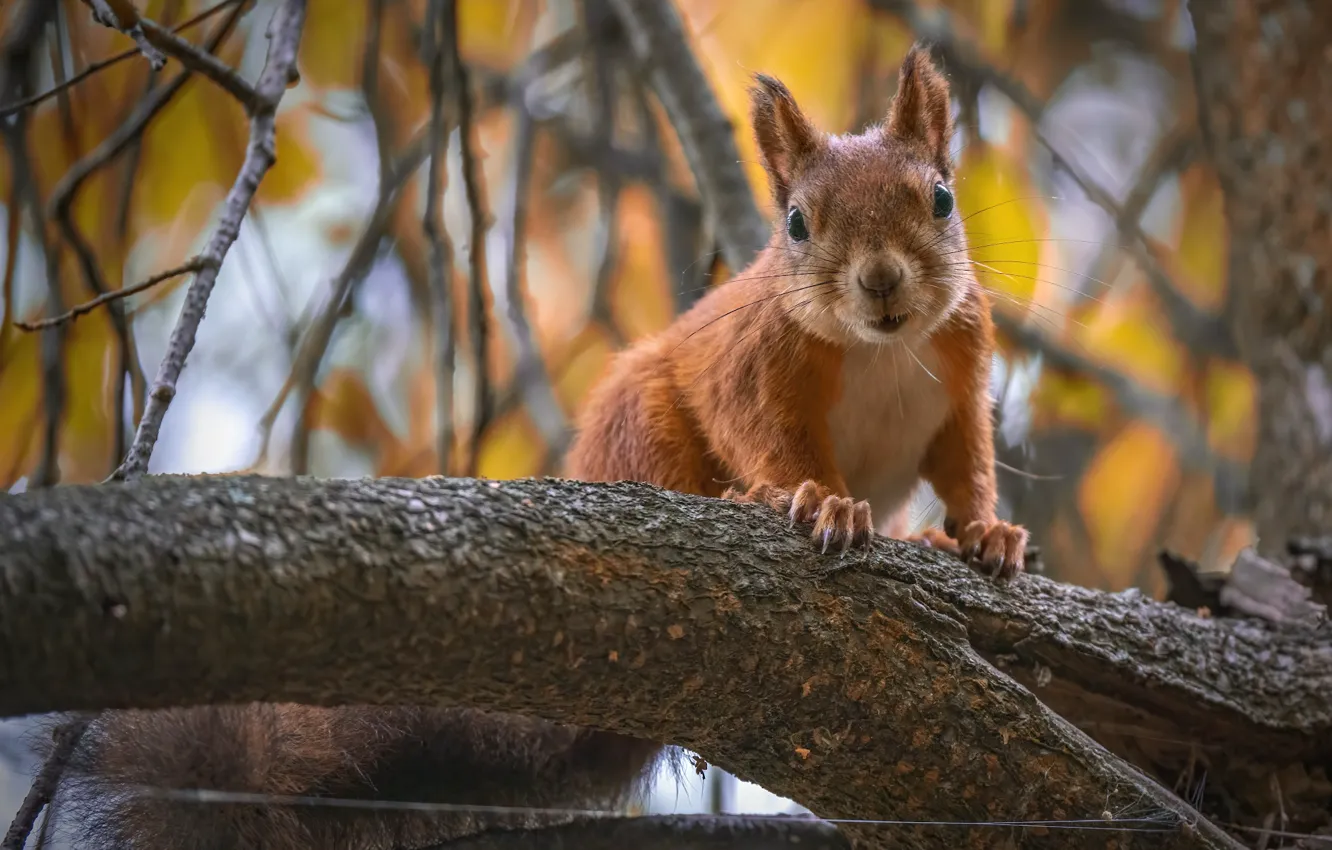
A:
<box><xmin>51</xmin><ymin>45</ymin><xmax>1024</xmax><ymax>850</ymax></box>
<box><xmin>568</xmin><ymin>47</ymin><xmax>1027</xmax><ymax>577</ymax></box>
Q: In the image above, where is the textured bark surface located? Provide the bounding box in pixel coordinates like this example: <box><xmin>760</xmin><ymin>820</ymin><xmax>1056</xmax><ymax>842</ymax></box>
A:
<box><xmin>1189</xmin><ymin>0</ymin><xmax>1332</xmax><ymax>547</ymax></box>
<box><xmin>427</xmin><ymin>814</ymin><xmax>851</xmax><ymax>849</ymax></box>
<box><xmin>2</xmin><ymin>476</ymin><xmax>1323</xmax><ymax>847</ymax></box>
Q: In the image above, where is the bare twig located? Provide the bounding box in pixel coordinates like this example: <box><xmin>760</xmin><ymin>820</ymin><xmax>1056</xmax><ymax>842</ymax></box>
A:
<box><xmin>80</xmin><ymin>0</ymin><xmax>168</xmax><ymax>69</ymax></box>
<box><xmin>48</xmin><ymin>0</ymin><xmax>248</xmax><ymax>474</ymax></box>
<box><xmin>0</xmin><ymin>4</ymin><xmax>64</xmax><ymax>488</ymax></box>
<box><xmin>109</xmin><ymin>0</ymin><xmax>309</xmax><ymax>482</ymax></box>
<box><xmin>14</xmin><ymin>259</ymin><xmax>209</xmax><ymax>332</ymax></box>
<box><xmin>253</xmin><ymin>134</ymin><xmax>431</xmax><ymax>466</ymax></box>
<box><xmin>1084</xmin><ymin>124</ymin><xmax>1198</xmax><ymax>303</ymax></box>
<box><xmin>1</xmin><ymin>716</ymin><xmax>91</xmax><ymax>850</ymax></box>
<box><xmin>608</xmin><ymin>0</ymin><xmax>769</xmax><ymax>272</ymax></box>
<box><xmin>630</xmin><ymin>77</ymin><xmax>708</xmax><ymax>314</ymax></box>
<box><xmin>12</xmin><ymin>134</ymin><xmax>65</xmax><ymax>490</ymax></box>
<box><xmin>136</xmin><ymin>17</ymin><xmax>258</xmax><ymax>107</ymax></box>
<box><xmin>449</xmin><ymin>0</ymin><xmax>493</xmax><ymax>477</ymax></box>
<box><xmin>282</xmin><ymin>0</ymin><xmax>390</xmax><ymax>475</ymax></box>
<box><xmin>584</xmin><ymin>0</ymin><xmax>624</xmax><ymax>346</ymax></box>
<box><xmin>0</xmin><ymin>0</ymin><xmax>243</xmax><ymax>119</ymax></box>
<box><xmin>496</xmin><ymin>100</ymin><xmax>570</xmax><ymax>457</ymax></box>
<box><xmin>425</xmin><ymin>0</ymin><xmax>456</xmax><ymax>476</ymax></box>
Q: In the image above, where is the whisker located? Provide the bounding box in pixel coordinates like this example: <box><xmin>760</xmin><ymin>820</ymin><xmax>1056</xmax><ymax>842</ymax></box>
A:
<box><xmin>903</xmin><ymin>343</ymin><xmax>941</xmax><ymax>383</ymax></box>
<box><xmin>937</xmin><ymin>237</ymin><xmax>1131</xmax><ymax>257</ymax></box>
<box><xmin>668</xmin><ymin>287</ymin><xmax>844</xmax><ymax>414</ymax></box>
<box><xmin>968</xmin><ymin>260</ymin><xmax>1106</xmax><ymax>305</ymax></box>
<box><xmin>673</xmin><ymin>267</ymin><xmax>845</xmax><ymax>298</ymax></box>
<box><xmin>930</xmin><ymin>258</ymin><xmax>1114</xmax><ymax>291</ymax></box>
<box><xmin>919</xmin><ymin>195</ymin><xmax>1062</xmax><ymax>253</ymax></box>
<box><xmin>667</xmin><ymin>280</ymin><xmax>842</xmax><ymax>356</ymax></box>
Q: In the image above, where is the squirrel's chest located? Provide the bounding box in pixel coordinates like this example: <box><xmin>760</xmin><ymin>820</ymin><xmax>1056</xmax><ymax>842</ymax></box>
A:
<box><xmin>825</xmin><ymin>341</ymin><xmax>952</xmax><ymax>512</ymax></box>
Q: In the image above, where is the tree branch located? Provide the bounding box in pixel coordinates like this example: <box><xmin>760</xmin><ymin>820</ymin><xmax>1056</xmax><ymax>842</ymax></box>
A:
<box><xmin>109</xmin><ymin>0</ymin><xmax>308</xmax><ymax>482</ymax></box>
<box><xmin>3</xmin><ymin>475</ymin><xmax>1321</xmax><ymax>847</ymax></box>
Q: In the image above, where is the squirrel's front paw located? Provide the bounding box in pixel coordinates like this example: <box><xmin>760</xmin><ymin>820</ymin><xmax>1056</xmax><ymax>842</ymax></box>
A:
<box><xmin>956</xmin><ymin>519</ymin><xmax>1028</xmax><ymax>580</ymax></box>
<box><xmin>789</xmin><ymin>481</ymin><xmax>873</xmax><ymax>554</ymax></box>
<box><xmin>724</xmin><ymin>481</ymin><xmax>872</xmax><ymax>554</ymax></box>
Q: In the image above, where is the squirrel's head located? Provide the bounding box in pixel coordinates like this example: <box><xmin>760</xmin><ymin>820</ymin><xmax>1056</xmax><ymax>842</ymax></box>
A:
<box><xmin>750</xmin><ymin>44</ymin><xmax>970</xmax><ymax>347</ymax></box>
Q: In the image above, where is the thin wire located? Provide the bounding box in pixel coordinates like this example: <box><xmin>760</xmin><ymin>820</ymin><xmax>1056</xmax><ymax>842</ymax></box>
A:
<box><xmin>131</xmin><ymin>787</ymin><xmax>1181</xmax><ymax>833</ymax></box>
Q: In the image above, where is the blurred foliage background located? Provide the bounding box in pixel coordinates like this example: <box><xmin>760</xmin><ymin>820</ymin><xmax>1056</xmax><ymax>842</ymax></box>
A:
<box><xmin>0</xmin><ymin>0</ymin><xmax>1259</xmax><ymax>825</ymax></box>
<box><xmin>1</xmin><ymin>0</ymin><xmax>1253</xmax><ymax>597</ymax></box>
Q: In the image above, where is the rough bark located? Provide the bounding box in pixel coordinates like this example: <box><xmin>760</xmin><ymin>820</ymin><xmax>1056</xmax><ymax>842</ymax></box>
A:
<box><xmin>427</xmin><ymin>814</ymin><xmax>851</xmax><ymax>850</ymax></box>
<box><xmin>1189</xmin><ymin>0</ymin><xmax>1332</xmax><ymax>547</ymax></box>
<box><xmin>4</xmin><ymin>476</ymin><xmax>1326</xmax><ymax>847</ymax></box>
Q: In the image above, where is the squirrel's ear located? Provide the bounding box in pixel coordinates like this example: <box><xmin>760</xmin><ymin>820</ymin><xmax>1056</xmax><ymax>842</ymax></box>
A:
<box><xmin>750</xmin><ymin>74</ymin><xmax>821</xmax><ymax>208</ymax></box>
<box><xmin>886</xmin><ymin>44</ymin><xmax>953</xmax><ymax>173</ymax></box>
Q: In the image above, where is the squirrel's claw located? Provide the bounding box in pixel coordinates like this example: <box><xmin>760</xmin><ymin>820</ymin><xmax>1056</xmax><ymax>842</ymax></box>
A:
<box><xmin>908</xmin><ymin>521</ymin><xmax>1028</xmax><ymax>581</ymax></box>
<box><xmin>957</xmin><ymin>519</ymin><xmax>1028</xmax><ymax>581</ymax></box>
<box><xmin>724</xmin><ymin>479</ymin><xmax>875</xmax><ymax>555</ymax></box>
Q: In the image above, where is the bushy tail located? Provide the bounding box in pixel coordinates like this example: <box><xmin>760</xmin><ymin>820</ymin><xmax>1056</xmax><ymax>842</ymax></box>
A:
<box><xmin>49</xmin><ymin>705</ymin><xmax>664</xmax><ymax>850</ymax></box>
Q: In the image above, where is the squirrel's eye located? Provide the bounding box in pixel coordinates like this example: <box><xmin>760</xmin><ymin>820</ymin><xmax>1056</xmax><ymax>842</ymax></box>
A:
<box><xmin>786</xmin><ymin>207</ymin><xmax>809</xmax><ymax>242</ymax></box>
<box><xmin>932</xmin><ymin>182</ymin><xmax>954</xmax><ymax>219</ymax></box>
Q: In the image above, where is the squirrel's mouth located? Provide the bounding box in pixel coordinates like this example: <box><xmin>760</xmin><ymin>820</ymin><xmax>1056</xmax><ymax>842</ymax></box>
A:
<box><xmin>870</xmin><ymin>313</ymin><xmax>910</xmax><ymax>334</ymax></box>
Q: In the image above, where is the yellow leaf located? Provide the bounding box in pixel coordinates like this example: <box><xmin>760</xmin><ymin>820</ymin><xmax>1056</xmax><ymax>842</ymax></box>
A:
<box><xmin>610</xmin><ymin>186</ymin><xmax>675</xmax><ymax>341</ymax></box>
<box><xmin>1170</xmin><ymin>164</ymin><xmax>1228</xmax><ymax>311</ymax></box>
<box><xmin>676</xmin><ymin>0</ymin><xmax>871</xmax><ymax>214</ymax></box>
<box><xmin>255</xmin><ymin>105</ymin><xmax>323</xmax><ymax>206</ymax></box>
<box><xmin>1028</xmin><ymin>367</ymin><xmax>1111</xmax><ymax>432</ymax></box>
<box><xmin>298</xmin><ymin>0</ymin><xmax>368</xmax><ymax>89</ymax></box>
<box><xmin>0</xmin><ymin>331</ymin><xmax>41</xmax><ymax>487</ymax></box>
<box><xmin>475</xmin><ymin>408</ymin><xmax>542</xmax><ymax>480</ymax></box>
<box><xmin>458</xmin><ymin>0</ymin><xmax>537</xmax><ymax>71</ymax></box>
<box><xmin>0</xmin><ymin>312</ymin><xmax>117</xmax><ymax>486</ymax></box>
<box><xmin>1202</xmin><ymin>359</ymin><xmax>1256</xmax><ymax>463</ymax></box>
<box><xmin>60</xmin><ymin>314</ymin><xmax>118</xmax><ymax>482</ymax></box>
<box><xmin>130</xmin><ymin>74</ymin><xmax>246</xmax><ymax>231</ymax></box>
<box><xmin>554</xmin><ymin>325</ymin><xmax>613</xmax><ymax>415</ymax></box>
<box><xmin>1068</xmin><ymin>282</ymin><xmax>1186</xmax><ymax>396</ymax></box>
<box><xmin>1203</xmin><ymin>517</ymin><xmax>1256</xmax><ymax>574</ymax></box>
<box><xmin>955</xmin><ymin>141</ymin><xmax>1046</xmax><ymax>316</ymax></box>
<box><xmin>306</xmin><ymin>367</ymin><xmax>397</xmax><ymax>450</ymax></box>
<box><xmin>1078</xmin><ymin>421</ymin><xmax>1180</xmax><ymax>588</ymax></box>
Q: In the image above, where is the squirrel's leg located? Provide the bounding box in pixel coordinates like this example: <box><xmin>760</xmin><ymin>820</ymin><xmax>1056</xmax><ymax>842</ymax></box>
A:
<box><xmin>565</xmin><ymin>354</ymin><xmax>719</xmax><ymax>494</ymax></box>
<box><xmin>917</xmin><ymin>401</ymin><xmax>1028</xmax><ymax>580</ymax></box>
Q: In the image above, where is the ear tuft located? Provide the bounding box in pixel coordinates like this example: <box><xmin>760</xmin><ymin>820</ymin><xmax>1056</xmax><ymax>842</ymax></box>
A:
<box><xmin>749</xmin><ymin>74</ymin><xmax>822</xmax><ymax>208</ymax></box>
<box><xmin>886</xmin><ymin>43</ymin><xmax>953</xmax><ymax>173</ymax></box>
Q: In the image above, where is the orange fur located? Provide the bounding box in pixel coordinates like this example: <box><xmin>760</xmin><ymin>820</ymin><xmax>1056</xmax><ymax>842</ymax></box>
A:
<box><xmin>567</xmin><ymin>43</ymin><xmax>1028</xmax><ymax>576</ymax></box>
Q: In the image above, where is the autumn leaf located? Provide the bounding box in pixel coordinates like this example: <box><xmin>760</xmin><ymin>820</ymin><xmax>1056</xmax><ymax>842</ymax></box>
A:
<box><xmin>955</xmin><ymin>140</ymin><xmax>1047</xmax><ymax>317</ymax></box>
<box><xmin>1078</xmin><ymin>421</ymin><xmax>1180</xmax><ymax>588</ymax></box>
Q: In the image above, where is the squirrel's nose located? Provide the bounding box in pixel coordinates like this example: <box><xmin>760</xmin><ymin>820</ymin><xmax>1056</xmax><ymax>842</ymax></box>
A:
<box><xmin>855</xmin><ymin>259</ymin><xmax>905</xmax><ymax>298</ymax></box>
